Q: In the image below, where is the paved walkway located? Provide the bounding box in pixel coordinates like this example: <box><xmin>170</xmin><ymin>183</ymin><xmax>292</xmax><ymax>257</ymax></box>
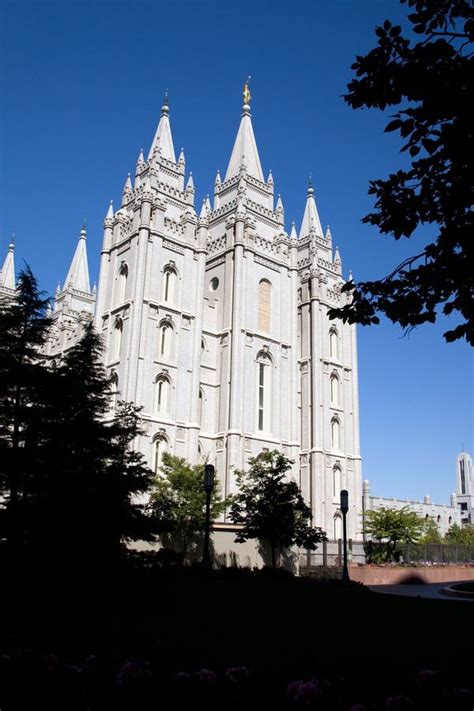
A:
<box><xmin>369</xmin><ymin>582</ymin><xmax>474</xmax><ymax>601</ymax></box>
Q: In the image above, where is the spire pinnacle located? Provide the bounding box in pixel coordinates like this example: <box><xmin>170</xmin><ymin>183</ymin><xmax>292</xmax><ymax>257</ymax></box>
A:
<box><xmin>267</xmin><ymin>169</ymin><xmax>273</xmax><ymax>185</ymax></box>
<box><xmin>105</xmin><ymin>200</ymin><xmax>114</xmax><ymax>220</ymax></box>
<box><xmin>215</xmin><ymin>169</ymin><xmax>221</xmax><ymax>185</ymax></box>
<box><xmin>148</xmin><ymin>91</ymin><xmax>176</xmax><ymax>162</ymax></box>
<box><xmin>186</xmin><ymin>172</ymin><xmax>195</xmax><ymax>191</ymax></box>
<box><xmin>161</xmin><ymin>89</ymin><xmax>169</xmax><ymax>116</ymax></box>
<box><xmin>225</xmin><ymin>81</ymin><xmax>263</xmax><ymax>182</ymax></box>
<box><xmin>64</xmin><ymin>225</ymin><xmax>91</xmax><ymax>293</ymax></box>
<box><xmin>290</xmin><ymin>221</ymin><xmax>298</xmax><ymax>240</ymax></box>
<box><xmin>299</xmin><ymin>175</ymin><xmax>323</xmax><ymax>239</ymax></box>
<box><xmin>0</xmin><ymin>233</ymin><xmax>16</xmax><ymax>290</ymax></box>
<box><xmin>178</xmin><ymin>147</ymin><xmax>185</xmax><ymax>164</ymax></box>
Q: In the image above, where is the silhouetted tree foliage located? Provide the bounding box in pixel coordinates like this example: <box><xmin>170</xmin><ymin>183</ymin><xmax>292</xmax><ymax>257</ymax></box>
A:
<box><xmin>0</xmin><ymin>274</ymin><xmax>156</xmax><ymax>564</ymax></box>
<box><xmin>0</xmin><ymin>267</ymin><xmax>52</xmax><ymax>549</ymax></box>
<box><xmin>150</xmin><ymin>453</ymin><xmax>227</xmax><ymax>560</ymax></box>
<box><xmin>229</xmin><ymin>450</ymin><xmax>326</xmax><ymax>568</ymax></box>
<box><xmin>328</xmin><ymin>0</ymin><xmax>474</xmax><ymax>344</ymax></box>
<box><xmin>31</xmin><ymin>323</ymin><xmax>156</xmax><ymax>561</ymax></box>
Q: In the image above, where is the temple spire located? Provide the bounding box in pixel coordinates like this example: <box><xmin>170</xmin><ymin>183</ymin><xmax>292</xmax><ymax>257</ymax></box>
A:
<box><xmin>224</xmin><ymin>80</ymin><xmax>263</xmax><ymax>182</ymax></box>
<box><xmin>299</xmin><ymin>175</ymin><xmax>323</xmax><ymax>238</ymax></box>
<box><xmin>0</xmin><ymin>234</ymin><xmax>15</xmax><ymax>290</ymax></box>
<box><xmin>147</xmin><ymin>89</ymin><xmax>176</xmax><ymax>162</ymax></box>
<box><xmin>63</xmin><ymin>224</ymin><xmax>91</xmax><ymax>293</ymax></box>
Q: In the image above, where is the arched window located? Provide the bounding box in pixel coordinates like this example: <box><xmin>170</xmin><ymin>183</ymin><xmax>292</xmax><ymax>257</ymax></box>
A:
<box><xmin>333</xmin><ymin>466</ymin><xmax>341</xmax><ymax>497</ymax></box>
<box><xmin>110</xmin><ymin>371</ymin><xmax>119</xmax><ymax>412</ymax></box>
<box><xmin>162</xmin><ymin>267</ymin><xmax>177</xmax><ymax>304</ymax></box>
<box><xmin>258</xmin><ymin>280</ymin><xmax>272</xmax><ymax>332</ymax></box>
<box><xmin>155</xmin><ymin>375</ymin><xmax>170</xmax><ymax>415</ymax></box>
<box><xmin>329</xmin><ymin>329</ymin><xmax>338</xmax><ymax>359</ymax></box>
<box><xmin>437</xmin><ymin>515</ymin><xmax>441</xmax><ymax>525</ymax></box>
<box><xmin>116</xmin><ymin>263</ymin><xmax>128</xmax><ymax>305</ymax></box>
<box><xmin>153</xmin><ymin>436</ymin><xmax>167</xmax><ymax>474</ymax></box>
<box><xmin>333</xmin><ymin>514</ymin><xmax>342</xmax><ymax>541</ymax></box>
<box><xmin>112</xmin><ymin>318</ymin><xmax>123</xmax><ymax>361</ymax></box>
<box><xmin>198</xmin><ymin>388</ymin><xmax>203</xmax><ymax>427</ymax></box>
<box><xmin>158</xmin><ymin>321</ymin><xmax>173</xmax><ymax>359</ymax></box>
<box><xmin>448</xmin><ymin>516</ymin><xmax>452</xmax><ymax>525</ymax></box>
<box><xmin>330</xmin><ymin>374</ymin><xmax>339</xmax><ymax>407</ymax></box>
<box><xmin>256</xmin><ymin>352</ymin><xmax>272</xmax><ymax>433</ymax></box>
<box><xmin>331</xmin><ymin>417</ymin><xmax>340</xmax><ymax>450</ymax></box>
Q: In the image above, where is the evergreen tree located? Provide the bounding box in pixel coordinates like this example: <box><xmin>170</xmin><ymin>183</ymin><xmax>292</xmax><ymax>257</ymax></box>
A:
<box><xmin>33</xmin><ymin>323</ymin><xmax>156</xmax><ymax>562</ymax></box>
<box><xmin>0</xmin><ymin>267</ymin><xmax>52</xmax><ymax>550</ymax></box>
<box><xmin>229</xmin><ymin>450</ymin><xmax>326</xmax><ymax>568</ymax></box>
<box><xmin>150</xmin><ymin>453</ymin><xmax>227</xmax><ymax>560</ymax></box>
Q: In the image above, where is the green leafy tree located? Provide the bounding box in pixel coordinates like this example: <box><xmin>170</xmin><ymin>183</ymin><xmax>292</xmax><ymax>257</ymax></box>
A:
<box><xmin>328</xmin><ymin>0</ymin><xmax>474</xmax><ymax>344</ymax></box>
<box><xmin>363</xmin><ymin>506</ymin><xmax>426</xmax><ymax>561</ymax></box>
<box><xmin>229</xmin><ymin>450</ymin><xmax>326</xmax><ymax>569</ymax></box>
<box><xmin>150</xmin><ymin>453</ymin><xmax>227</xmax><ymax>560</ymax></box>
<box><xmin>445</xmin><ymin>522</ymin><xmax>474</xmax><ymax>544</ymax></box>
<box><xmin>0</xmin><ymin>267</ymin><xmax>53</xmax><ymax>550</ymax></box>
<box><xmin>419</xmin><ymin>516</ymin><xmax>443</xmax><ymax>544</ymax></box>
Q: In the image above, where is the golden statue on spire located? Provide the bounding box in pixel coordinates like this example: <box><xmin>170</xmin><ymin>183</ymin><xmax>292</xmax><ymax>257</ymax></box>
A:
<box><xmin>243</xmin><ymin>76</ymin><xmax>252</xmax><ymax>105</ymax></box>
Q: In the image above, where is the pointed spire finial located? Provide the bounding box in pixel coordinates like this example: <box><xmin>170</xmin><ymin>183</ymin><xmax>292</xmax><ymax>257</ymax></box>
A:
<box><xmin>215</xmin><ymin>169</ymin><xmax>221</xmax><ymax>185</ymax></box>
<box><xmin>178</xmin><ymin>147</ymin><xmax>185</xmax><ymax>164</ymax></box>
<box><xmin>242</xmin><ymin>76</ymin><xmax>252</xmax><ymax>108</ymax></box>
<box><xmin>186</xmin><ymin>171</ymin><xmax>195</xmax><ymax>191</ymax></box>
<box><xmin>80</xmin><ymin>219</ymin><xmax>87</xmax><ymax>239</ymax></box>
<box><xmin>267</xmin><ymin>169</ymin><xmax>273</xmax><ymax>185</ymax></box>
<box><xmin>307</xmin><ymin>174</ymin><xmax>314</xmax><ymax>197</ymax></box>
<box><xmin>290</xmin><ymin>221</ymin><xmax>298</xmax><ymax>240</ymax></box>
<box><xmin>9</xmin><ymin>231</ymin><xmax>15</xmax><ymax>251</ymax></box>
<box><xmin>105</xmin><ymin>200</ymin><xmax>114</xmax><ymax>220</ymax></box>
<box><xmin>161</xmin><ymin>89</ymin><xmax>169</xmax><ymax>115</ymax></box>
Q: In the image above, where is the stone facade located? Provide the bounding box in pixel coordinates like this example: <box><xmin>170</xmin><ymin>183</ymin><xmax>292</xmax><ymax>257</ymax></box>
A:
<box><xmin>15</xmin><ymin>93</ymin><xmax>364</xmax><ymax>544</ymax></box>
<box><xmin>362</xmin><ymin>480</ymin><xmax>461</xmax><ymax>536</ymax></box>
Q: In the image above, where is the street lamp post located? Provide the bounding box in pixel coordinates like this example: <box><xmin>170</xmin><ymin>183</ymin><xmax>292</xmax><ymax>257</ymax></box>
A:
<box><xmin>201</xmin><ymin>463</ymin><xmax>215</xmax><ymax>569</ymax></box>
<box><xmin>340</xmin><ymin>489</ymin><xmax>350</xmax><ymax>583</ymax></box>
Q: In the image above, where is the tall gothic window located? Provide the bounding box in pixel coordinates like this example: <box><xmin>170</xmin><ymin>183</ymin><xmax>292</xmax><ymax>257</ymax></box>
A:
<box><xmin>158</xmin><ymin>322</ymin><xmax>172</xmax><ymax>359</ymax></box>
<box><xmin>153</xmin><ymin>436</ymin><xmax>167</xmax><ymax>474</ymax></box>
<box><xmin>333</xmin><ymin>514</ymin><xmax>342</xmax><ymax>541</ymax></box>
<box><xmin>258</xmin><ymin>280</ymin><xmax>272</xmax><ymax>333</ymax></box>
<box><xmin>333</xmin><ymin>466</ymin><xmax>341</xmax><ymax>497</ymax></box>
<box><xmin>329</xmin><ymin>328</ymin><xmax>338</xmax><ymax>359</ymax></box>
<box><xmin>198</xmin><ymin>388</ymin><xmax>203</xmax><ymax>428</ymax></box>
<box><xmin>110</xmin><ymin>372</ymin><xmax>119</xmax><ymax>412</ymax></box>
<box><xmin>330</xmin><ymin>374</ymin><xmax>339</xmax><ymax>407</ymax></box>
<box><xmin>155</xmin><ymin>375</ymin><xmax>170</xmax><ymax>415</ymax></box>
<box><xmin>162</xmin><ymin>267</ymin><xmax>177</xmax><ymax>304</ymax></box>
<box><xmin>112</xmin><ymin>318</ymin><xmax>123</xmax><ymax>361</ymax></box>
<box><xmin>331</xmin><ymin>417</ymin><xmax>340</xmax><ymax>450</ymax></box>
<box><xmin>256</xmin><ymin>352</ymin><xmax>271</xmax><ymax>433</ymax></box>
<box><xmin>116</xmin><ymin>263</ymin><xmax>128</xmax><ymax>305</ymax></box>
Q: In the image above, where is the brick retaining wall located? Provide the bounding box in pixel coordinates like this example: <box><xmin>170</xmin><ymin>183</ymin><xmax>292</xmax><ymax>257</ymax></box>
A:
<box><xmin>349</xmin><ymin>565</ymin><xmax>474</xmax><ymax>585</ymax></box>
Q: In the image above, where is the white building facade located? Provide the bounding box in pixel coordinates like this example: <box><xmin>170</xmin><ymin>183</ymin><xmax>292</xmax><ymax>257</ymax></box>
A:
<box><xmin>22</xmin><ymin>91</ymin><xmax>364</xmax><ymax>550</ymax></box>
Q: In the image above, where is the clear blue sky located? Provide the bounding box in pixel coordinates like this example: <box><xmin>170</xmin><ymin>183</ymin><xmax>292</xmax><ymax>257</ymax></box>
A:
<box><xmin>1</xmin><ymin>0</ymin><xmax>472</xmax><ymax>503</ymax></box>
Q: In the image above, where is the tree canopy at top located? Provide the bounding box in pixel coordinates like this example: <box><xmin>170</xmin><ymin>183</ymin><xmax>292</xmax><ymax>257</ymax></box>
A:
<box><xmin>329</xmin><ymin>0</ymin><xmax>474</xmax><ymax>345</ymax></box>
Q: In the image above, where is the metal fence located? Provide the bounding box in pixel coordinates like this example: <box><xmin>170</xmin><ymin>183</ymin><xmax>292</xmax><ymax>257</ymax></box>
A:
<box><xmin>395</xmin><ymin>543</ymin><xmax>474</xmax><ymax>564</ymax></box>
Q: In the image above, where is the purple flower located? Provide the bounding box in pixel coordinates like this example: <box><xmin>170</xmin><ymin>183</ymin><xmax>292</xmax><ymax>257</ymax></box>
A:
<box><xmin>195</xmin><ymin>668</ymin><xmax>217</xmax><ymax>684</ymax></box>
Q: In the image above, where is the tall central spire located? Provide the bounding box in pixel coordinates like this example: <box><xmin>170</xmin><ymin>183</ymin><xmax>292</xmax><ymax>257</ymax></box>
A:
<box><xmin>147</xmin><ymin>90</ymin><xmax>177</xmax><ymax>162</ymax></box>
<box><xmin>224</xmin><ymin>80</ymin><xmax>264</xmax><ymax>182</ymax></box>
